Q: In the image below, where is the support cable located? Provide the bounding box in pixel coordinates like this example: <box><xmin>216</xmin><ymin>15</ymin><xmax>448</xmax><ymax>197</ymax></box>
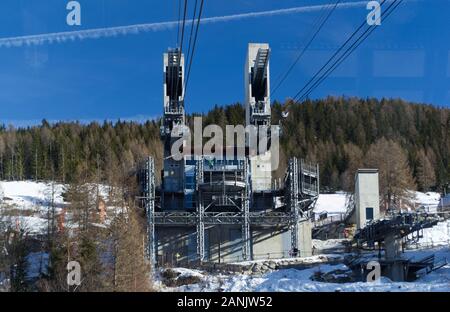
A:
<box><xmin>291</xmin><ymin>0</ymin><xmax>389</xmax><ymax>103</ymax></box>
<box><xmin>174</xmin><ymin>0</ymin><xmax>189</xmax><ymax>110</ymax></box>
<box><xmin>272</xmin><ymin>0</ymin><xmax>341</xmax><ymax>97</ymax></box>
<box><xmin>185</xmin><ymin>0</ymin><xmax>198</xmax><ymax>70</ymax></box>
<box><xmin>184</xmin><ymin>0</ymin><xmax>205</xmax><ymax>97</ymax></box>
<box><xmin>297</xmin><ymin>0</ymin><xmax>403</xmax><ymax>102</ymax></box>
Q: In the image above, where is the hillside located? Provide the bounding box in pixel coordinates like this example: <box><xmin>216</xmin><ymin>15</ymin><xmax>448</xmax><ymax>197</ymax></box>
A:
<box><xmin>1</xmin><ymin>181</ymin><xmax>449</xmax><ymax>292</ymax></box>
<box><xmin>0</xmin><ymin>97</ymin><xmax>449</xmax><ymax>194</ymax></box>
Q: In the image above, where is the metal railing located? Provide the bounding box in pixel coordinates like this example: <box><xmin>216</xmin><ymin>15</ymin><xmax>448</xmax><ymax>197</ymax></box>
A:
<box><xmin>153</xmin><ymin>210</ymin><xmax>299</xmax><ymax>226</ymax></box>
<box><xmin>302</xmin><ymin>181</ymin><xmax>319</xmax><ymax>196</ymax></box>
<box><xmin>252</xmin><ymin>104</ymin><xmax>269</xmax><ymax>115</ymax></box>
<box><xmin>344</xmin><ymin>194</ymin><xmax>355</xmax><ymax>221</ymax></box>
<box><xmin>313</xmin><ymin>213</ymin><xmax>345</xmax><ymax>228</ymax></box>
<box><xmin>202</xmin><ymin>159</ymin><xmax>246</xmax><ymax>171</ymax></box>
<box><xmin>164</xmin><ymin>105</ymin><xmax>184</xmax><ymax>114</ymax></box>
<box><xmin>301</xmin><ymin>160</ymin><xmax>318</xmax><ymax>176</ymax></box>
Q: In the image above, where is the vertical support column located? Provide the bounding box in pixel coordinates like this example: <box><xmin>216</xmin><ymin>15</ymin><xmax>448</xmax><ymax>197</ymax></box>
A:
<box><xmin>289</xmin><ymin>158</ymin><xmax>300</xmax><ymax>256</ymax></box>
<box><xmin>196</xmin><ymin>194</ymin><xmax>205</xmax><ymax>262</ymax></box>
<box><xmin>385</xmin><ymin>232</ymin><xmax>405</xmax><ymax>281</ymax></box>
<box><xmin>196</xmin><ymin>157</ymin><xmax>205</xmax><ymax>262</ymax></box>
<box><xmin>298</xmin><ymin>220</ymin><xmax>312</xmax><ymax>257</ymax></box>
<box><xmin>316</xmin><ymin>163</ymin><xmax>320</xmax><ymax>198</ymax></box>
<box><xmin>145</xmin><ymin>157</ymin><xmax>156</xmax><ymax>270</ymax></box>
<box><xmin>242</xmin><ymin>197</ymin><xmax>250</xmax><ymax>261</ymax></box>
<box><xmin>299</xmin><ymin>159</ymin><xmax>304</xmax><ymax>195</ymax></box>
<box><xmin>242</xmin><ymin>159</ymin><xmax>251</xmax><ymax>261</ymax></box>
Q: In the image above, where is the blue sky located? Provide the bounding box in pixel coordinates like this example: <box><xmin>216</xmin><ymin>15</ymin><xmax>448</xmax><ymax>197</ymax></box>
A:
<box><xmin>0</xmin><ymin>0</ymin><xmax>449</xmax><ymax>126</ymax></box>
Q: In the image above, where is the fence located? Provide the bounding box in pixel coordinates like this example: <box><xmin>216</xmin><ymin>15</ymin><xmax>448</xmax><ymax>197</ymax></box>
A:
<box><xmin>406</xmin><ymin>240</ymin><xmax>450</xmax><ymax>250</ymax></box>
<box><xmin>313</xmin><ymin>213</ymin><xmax>345</xmax><ymax>228</ymax></box>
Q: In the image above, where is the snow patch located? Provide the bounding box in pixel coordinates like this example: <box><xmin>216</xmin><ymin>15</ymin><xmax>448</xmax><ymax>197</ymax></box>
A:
<box><xmin>0</xmin><ymin>181</ymin><xmax>116</xmax><ymax>234</ymax></box>
<box><xmin>411</xmin><ymin>220</ymin><xmax>450</xmax><ymax>248</ymax></box>
<box><xmin>410</xmin><ymin>191</ymin><xmax>441</xmax><ymax>212</ymax></box>
<box><xmin>314</xmin><ymin>193</ymin><xmax>348</xmax><ymax>216</ymax></box>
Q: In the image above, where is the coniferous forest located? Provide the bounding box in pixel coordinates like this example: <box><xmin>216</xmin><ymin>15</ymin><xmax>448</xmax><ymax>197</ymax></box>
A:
<box><xmin>0</xmin><ymin>96</ymin><xmax>449</xmax><ymax>194</ymax></box>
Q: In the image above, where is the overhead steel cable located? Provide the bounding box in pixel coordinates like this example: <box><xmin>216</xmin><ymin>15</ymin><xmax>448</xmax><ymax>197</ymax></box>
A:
<box><xmin>177</xmin><ymin>0</ymin><xmax>189</xmax><ymax>63</ymax></box>
<box><xmin>271</xmin><ymin>0</ymin><xmax>341</xmax><ymax>97</ymax></box>
<box><xmin>291</xmin><ymin>0</ymin><xmax>388</xmax><ymax>103</ymax></box>
<box><xmin>176</xmin><ymin>0</ymin><xmax>182</xmax><ymax>44</ymax></box>
<box><xmin>272</xmin><ymin>2</ymin><xmax>333</xmax><ymax>92</ymax></box>
<box><xmin>174</xmin><ymin>0</ymin><xmax>189</xmax><ymax>109</ymax></box>
<box><xmin>185</xmin><ymin>0</ymin><xmax>199</xmax><ymax>69</ymax></box>
<box><xmin>296</xmin><ymin>0</ymin><xmax>403</xmax><ymax>102</ymax></box>
<box><xmin>171</xmin><ymin>0</ymin><xmax>182</xmax><ymax>106</ymax></box>
<box><xmin>184</xmin><ymin>0</ymin><xmax>205</xmax><ymax>97</ymax></box>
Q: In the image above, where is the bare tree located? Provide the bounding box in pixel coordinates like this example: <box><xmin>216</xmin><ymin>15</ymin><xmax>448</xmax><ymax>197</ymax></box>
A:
<box><xmin>416</xmin><ymin>149</ymin><xmax>436</xmax><ymax>191</ymax></box>
<box><xmin>5</xmin><ymin>226</ymin><xmax>30</xmax><ymax>292</ymax></box>
<box><xmin>107</xmin><ymin>171</ymin><xmax>152</xmax><ymax>292</ymax></box>
<box><xmin>341</xmin><ymin>143</ymin><xmax>364</xmax><ymax>192</ymax></box>
<box><xmin>109</xmin><ymin>203</ymin><xmax>151</xmax><ymax>292</ymax></box>
<box><xmin>365</xmin><ymin>138</ymin><xmax>416</xmax><ymax>211</ymax></box>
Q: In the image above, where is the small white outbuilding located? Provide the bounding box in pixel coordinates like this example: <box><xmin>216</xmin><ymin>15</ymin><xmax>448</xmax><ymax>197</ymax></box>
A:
<box><xmin>354</xmin><ymin>169</ymin><xmax>380</xmax><ymax>229</ymax></box>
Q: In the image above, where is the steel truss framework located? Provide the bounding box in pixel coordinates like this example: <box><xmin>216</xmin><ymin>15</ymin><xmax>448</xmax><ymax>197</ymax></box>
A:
<box><xmin>143</xmin><ymin>156</ymin><xmax>318</xmax><ymax>264</ymax></box>
<box><xmin>287</xmin><ymin>158</ymin><xmax>319</xmax><ymax>254</ymax></box>
<box><xmin>144</xmin><ymin>157</ymin><xmax>156</xmax><ymax>269</ymax></box>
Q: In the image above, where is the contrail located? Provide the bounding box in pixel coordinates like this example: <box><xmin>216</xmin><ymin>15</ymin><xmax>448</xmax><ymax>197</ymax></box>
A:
<box><xmin>0</xmin><ymin>0</ymin><xmax>397</xmax><ymax>48</ymax></box>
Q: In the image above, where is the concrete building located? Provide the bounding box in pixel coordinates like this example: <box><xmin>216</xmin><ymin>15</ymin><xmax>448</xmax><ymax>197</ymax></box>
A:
<box><xmin>354</xmin><ymin>169</ymin><xmax>380</xmax><ymax>229</ymax></box>
<box><xmin>143</xmin><ymin>44</ymin><xmax>319</xmax><ymax>267</ymax></box>
<box><xmin>245</xmin><ymin>43</ymin><xmax>272</xmax><ymax>192</ymax></box>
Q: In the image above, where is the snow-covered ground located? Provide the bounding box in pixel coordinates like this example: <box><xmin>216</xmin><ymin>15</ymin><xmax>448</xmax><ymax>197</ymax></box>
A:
<box><xmin>0</xmin><ymin>180</ymin><xmax>115</xmax><ymax>234</ymax></box>
<box><xmin>0</xmin><ymin>181</ymin><xmax>119</xmax><ymax>290</ymax></box>
<box><xmin>1</xmin><ymin>181</ymin><xmax>66</xmax><ymax>211</ymax></box>
<box><xmin>0</xmin><ymin>181</ymin><xmax>64</xmax><ymax>234</ymax></box>
<box><xmin>410</xmin><ymin>191</ymin><xmax>442</xmax><ymax>212</ymax></box>
<box><xmin>156</xmin><ymin>227</ymin><xmax>450</xmax><ymax>292</ymax></box>
<box><xmin>155</xmin><ymin>219</ymin><xmax>450</xmax><ymax>292</ymax></box>
<box><xmin>408</xmin><ymin>220</ymin><xmax>450</xmax><ymax>248</ymax></box>
<box><xmin>314</xmin><ymin>193</ymin><xmax>348</xmax><ymax>216</ymax></box>
<box><xmin>314</xmin><ymin>191</ymin><xmax>444</xmax><ymax>217</ymax></box>
<box><xmin>156</xmin><ymin>246</ymin><xmax>450</xmax><ymax>292</ymax></box>
<box><xmin>2</xmin><ymin>181</ymin><xmax>450</xmax><ymax>292</ymax></box>
<box><xmin>312</xmin><ymin>239</ymin><xmax>346</xmax><ymax>250</ymax></box>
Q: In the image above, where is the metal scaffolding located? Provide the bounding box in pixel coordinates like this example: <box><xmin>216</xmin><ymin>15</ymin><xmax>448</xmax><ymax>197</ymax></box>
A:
<box><xmin>143</xmin><ymin>155</ymin><xmax>319</xmax><ymax>265</ymax></box>
<box><xmin>152</xmin><ymin>211</ymin><xmax>293</xmax><ymax>225</ymax></box>
<box><xmin>144</xmin><ymin>156</ymin><xmax>156</xmax><ymax>269</ymax></box>
<box><xmin>242</xmin><ymin>158</ymin><xmax>251</xmax><ymax>261</ymax></box>
<box><xmin>286</xmin><ymin>157</ymin><xmax>320</xmax><ymax>254</ymax></box>
<box><xmin>196</xmin><ymin>157</ymin><xmax>205</xmax><ymax>262</ymax></box>
<box><xmin>289</xmin><ymin>158</ymin><xmax>300</xmax><ymax>253</ymax></box>
<box><xmin>141</xmin><ymin>46</ymin><xmax>320</xmax><ymax>267</ymax></box>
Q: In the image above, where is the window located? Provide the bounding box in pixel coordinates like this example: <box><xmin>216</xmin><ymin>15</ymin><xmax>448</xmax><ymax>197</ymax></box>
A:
<box><xmin>366</xmin><ymin>207</ymin><xmax>374</xmax><ymax>220</ymax></box>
